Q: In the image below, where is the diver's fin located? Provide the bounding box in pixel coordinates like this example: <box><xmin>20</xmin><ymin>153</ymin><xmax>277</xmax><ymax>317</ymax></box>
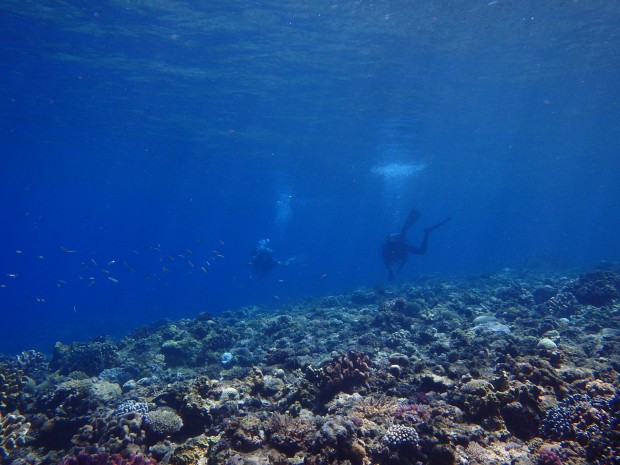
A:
<box><xmin>424</xmin><ymin>217</ymin><xmax>452</xmax><ymax>233</ymax></box>
<box><xmin>401</xmin><ymin>209</ymin><xmax>422</xmax><ymax>234</ymax></box>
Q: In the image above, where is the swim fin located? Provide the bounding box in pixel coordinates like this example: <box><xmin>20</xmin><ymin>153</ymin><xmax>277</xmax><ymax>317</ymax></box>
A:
<box><xmin>401</xmin><ymin>209</ymin><xmax>422</xmax><ymax>234</ymax></box>
<box><xmin>424</xmin><ymin>217</ymin><xmax>452</xmax><ymax>234</ymax></box>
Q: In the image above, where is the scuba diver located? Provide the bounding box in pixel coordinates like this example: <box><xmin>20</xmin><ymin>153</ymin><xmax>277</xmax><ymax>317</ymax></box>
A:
<box><xmin>250</xmin><ymin>239</ymin><xmax>294</xmax><ymax>277</ymax></box>
<box><xmin>381</xmin><ymin>209</ymin><xmax>451</xmax><ymax>280</ymax></box>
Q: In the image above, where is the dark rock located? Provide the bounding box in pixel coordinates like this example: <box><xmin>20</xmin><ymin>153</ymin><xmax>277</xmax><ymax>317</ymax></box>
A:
<box><xmin>533</xmin><ymin>285</ymin><xmax>558</xmax><ymax>304</ymax></box>
<box><xmin>388</xmin><ymin>353</ymin><xmax>410</xmax><ymax>367</ymax></box>
<box><xmin>568</xmin><ymin>271</ymin><xmax>620</xmax><ymax>307</ymax></box>
<box><xmin>500</xmin><ymin>401</ymin><xmax>539</xmax><ymax>440</ymax></box>
<box><xmin>430</xmin><ymin>445</ymin><xmax>456</xmax><ymax>465</ymax></box>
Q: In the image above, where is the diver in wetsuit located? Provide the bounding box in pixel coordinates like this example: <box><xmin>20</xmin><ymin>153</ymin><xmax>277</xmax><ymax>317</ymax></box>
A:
<box><xmin>250</xmin><ymin>239</ymin><xmax>294</xmax><ymax>277</ymax></box>
<box><xmin>381</xmin><ymin>210</ymin><xmax>451</xmax><ymax>280</ymax></box>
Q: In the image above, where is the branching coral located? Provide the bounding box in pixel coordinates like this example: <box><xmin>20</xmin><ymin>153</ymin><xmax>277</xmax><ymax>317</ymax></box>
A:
<box><xmin>1</xmin><ymin>412</ymin><xmax>30</xmax><ymax>460</ymax></box>
<box><xmin>318</xmin><ymin>350</ymin><xmax>372</xmax><ymax>396</ymax></box>
<box><xmin>0</xmin><ymin>362</ymin><xmax>28</xmax><ymax>412</ymax></box>
<box><xmin>539</xmin><ymin>394</ymin><xmax>611</xmax><ymax>445</ymax></box>
<box><xmin>266</xmin><ymin>413</ymin><xmax>315</xmax><ymax>455</ymax></box>
<box><xmin>393</xmin><ymin>401</ymin><xmax>432</xmax><ymax>424</ymax></box>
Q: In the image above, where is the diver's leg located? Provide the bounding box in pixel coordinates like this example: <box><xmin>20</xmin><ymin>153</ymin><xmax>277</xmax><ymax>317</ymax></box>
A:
<box><xmin>401</xmin><ymin>209</ymin><xmax>422</xmax><ymax>235</ymax></box>
<box><xmin>395</xmin><ymin>256</ymin><xmax>408</xmax><ymax>276</ymax></box>
<box><xmin>409</xmin><ymin>231</ymin><xmax>430</xmax><ymax>255</ymax></box>
<box><xmin>425</xmin><ymin>217</ymin><xmax>452</xmax><ymax>233</ymax></box>
<box><xmin>410</xmin><ymin>217</ymin><xmax>451</xmax><ymax>255</ymax></box>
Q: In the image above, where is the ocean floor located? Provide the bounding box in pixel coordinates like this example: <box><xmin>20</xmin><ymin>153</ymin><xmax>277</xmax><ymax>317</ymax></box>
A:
<box><xmin>1</xmin><ymin>266</ymin><xmax>619</xmax><ymax>465</ymax></box>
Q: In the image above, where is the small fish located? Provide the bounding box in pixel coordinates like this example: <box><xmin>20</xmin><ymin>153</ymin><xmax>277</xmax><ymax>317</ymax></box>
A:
<box><xmin>186</xmin><ymin>248</ymin><xmax>193</xmax><ymax>254</ymax></box>
<box><xmin>273</xmin><ymin>295</ymin><xmax>280</xmax><ymax>300</ymax></box>
<box><xmin>56</xmin><ymin>279</ymin><xmax>66</xmax><ymax>287</ymax></box>
<box><xmin>278</xmin><ymin>279</ymin><xmax>284</xmax><ymax>283</ymax></box>
<box><xmin>0</xmin><ymin>284</ymin><xmax>7</xmax><ymax>288</ymax></box>
<box><xmin>108</xmin><ymin>277</ymin><xmax>119</xmax><ymax>283</ymax></box>
<box><xmin>187</xmin><ymin>260</ymin><xmax>194</xmax><ymax>267</ymax></box>
<box><xmin>16</xmin><ymin>250</ymin><xmax>22</xmax><ymax>254</ymax></box>
<box><xmin>91</xmin><ymin>258</ymin><xmax>98</xmax><ymax>266</ymax></box>
<box><xmin>73</xmin><ymin>305</ymin><xmax>77</xmax><ymax>313</ymax></box>
<box><xmin>201</xmin><ymin>266</ymin><xmax>207</xmax><ymax>273</ymax></box>
<box><xmin>215</xmin><ymin>253</ymin><xmax>225</xmax><ymax>259</ymax></box>
<box><xmin>36</xmin><ymin>297</ymin><xmax>45</xmax><ymax>302</ymax></box>
<box><xmin>88</xmin><ymin>277</ymin><xmax>95</xmax><ymax>287</ymax></box>
<box><xmin>100</xmin><ymin>269</ymin><xmax>110</xmax><ymax>274</ymax></box>
<box><xmin>123</xmin><ymin>260</ymin><xmax>134</xmax><ymax>272</ymax></box>
<box><xmin>7</xmin><ymin>273</ymin><xmax>18</xmax><ymax>278</ymax></box>
<box><xmin>36</xmin><ymin>255</ymin><xmax>45</xmax><ymax>259</ymax></box>
<box><xmin>321</xmin><ymin>274</ymin><xmax>328</xmax><ymax>279</ymax></box>
<box><xmin>206</xmin><ymin>260</ymin><xmax>211</xmax><ymax>266</ymax></box>
<box><xmin>218</xmin><ymin>239</ymin><xmax>225</xmax><ymax>245</ymax></box>
<box><xmin>107</xmin><ymin>260</ymin><xmax>115</xmax><ymax>265</ymax></box>
<box><xmin>60</xmin><ymin>246</ymin><xmax>76</xmax><ymax>253</ymax></box>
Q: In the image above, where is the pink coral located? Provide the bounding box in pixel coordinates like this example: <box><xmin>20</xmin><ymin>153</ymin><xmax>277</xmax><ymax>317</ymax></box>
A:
<box><xmin>394</xmin><ymin>402</ymin><xmax>432</xmax><ymax>423</ymax></box>
<box><xmin>537</xmin><ymin>448</ymin><xmax>563</xmax><ymax>465</ymax></box>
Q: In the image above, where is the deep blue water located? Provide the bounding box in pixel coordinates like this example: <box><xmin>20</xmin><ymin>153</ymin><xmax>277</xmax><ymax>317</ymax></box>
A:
<box><xmin>1</xmin><ymin>1</ymin><xmax>619</xmax><ymax>355</ymax></box>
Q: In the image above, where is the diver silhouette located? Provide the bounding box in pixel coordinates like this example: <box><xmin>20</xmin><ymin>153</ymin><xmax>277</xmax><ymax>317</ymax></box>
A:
<box><xmin>250</xmin><ymin>239</ymin><xmax>294</xmax><ymax>277</ymax></box>
<box><xmin>381</xmin><ymin>210</ymin><xmax>451</xmax><ymax>280</ymax></box>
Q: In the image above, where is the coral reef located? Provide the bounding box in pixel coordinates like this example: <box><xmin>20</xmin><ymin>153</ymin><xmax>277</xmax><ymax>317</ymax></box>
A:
<box><xmin>50</xmin><ymin>339</ymin><xmax>120</xmax><ymax>376</ymax></box>
<box><xmin>15</xmin><ymin>350</ymin><xmax>49</xmax><ymax>383</ymax></box>
<box><xmin>1</xmin><ymin>266</ymin><xmax>619</xmax><ymax>465</ymax></box>
<box><xmin>59</xmin><ymin>451</ymin><xmax>157</xmax><ymax>465</ymax></box>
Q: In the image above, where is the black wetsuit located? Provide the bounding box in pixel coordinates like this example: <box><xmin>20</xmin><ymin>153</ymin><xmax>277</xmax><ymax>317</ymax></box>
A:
<box><xmin>251</xmin><ymin>245</ymin><xmax>279</xmax><ymax>277</ymax></box>
<box><xmin>381</xmin><ymin>210</ymin><xmax>450</xmax><ymax>280</ymax></box>
<box><xmin>250</xmin><ymin>239</ymin><xmax>294</xmax><ymax>277</ymax></box>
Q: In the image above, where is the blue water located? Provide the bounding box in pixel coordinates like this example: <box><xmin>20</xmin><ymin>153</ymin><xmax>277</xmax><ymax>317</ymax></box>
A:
<box><xmin>1</xmin><ymin>1</ymin><xmax>619</xmax><ymax>355</ymax></box>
